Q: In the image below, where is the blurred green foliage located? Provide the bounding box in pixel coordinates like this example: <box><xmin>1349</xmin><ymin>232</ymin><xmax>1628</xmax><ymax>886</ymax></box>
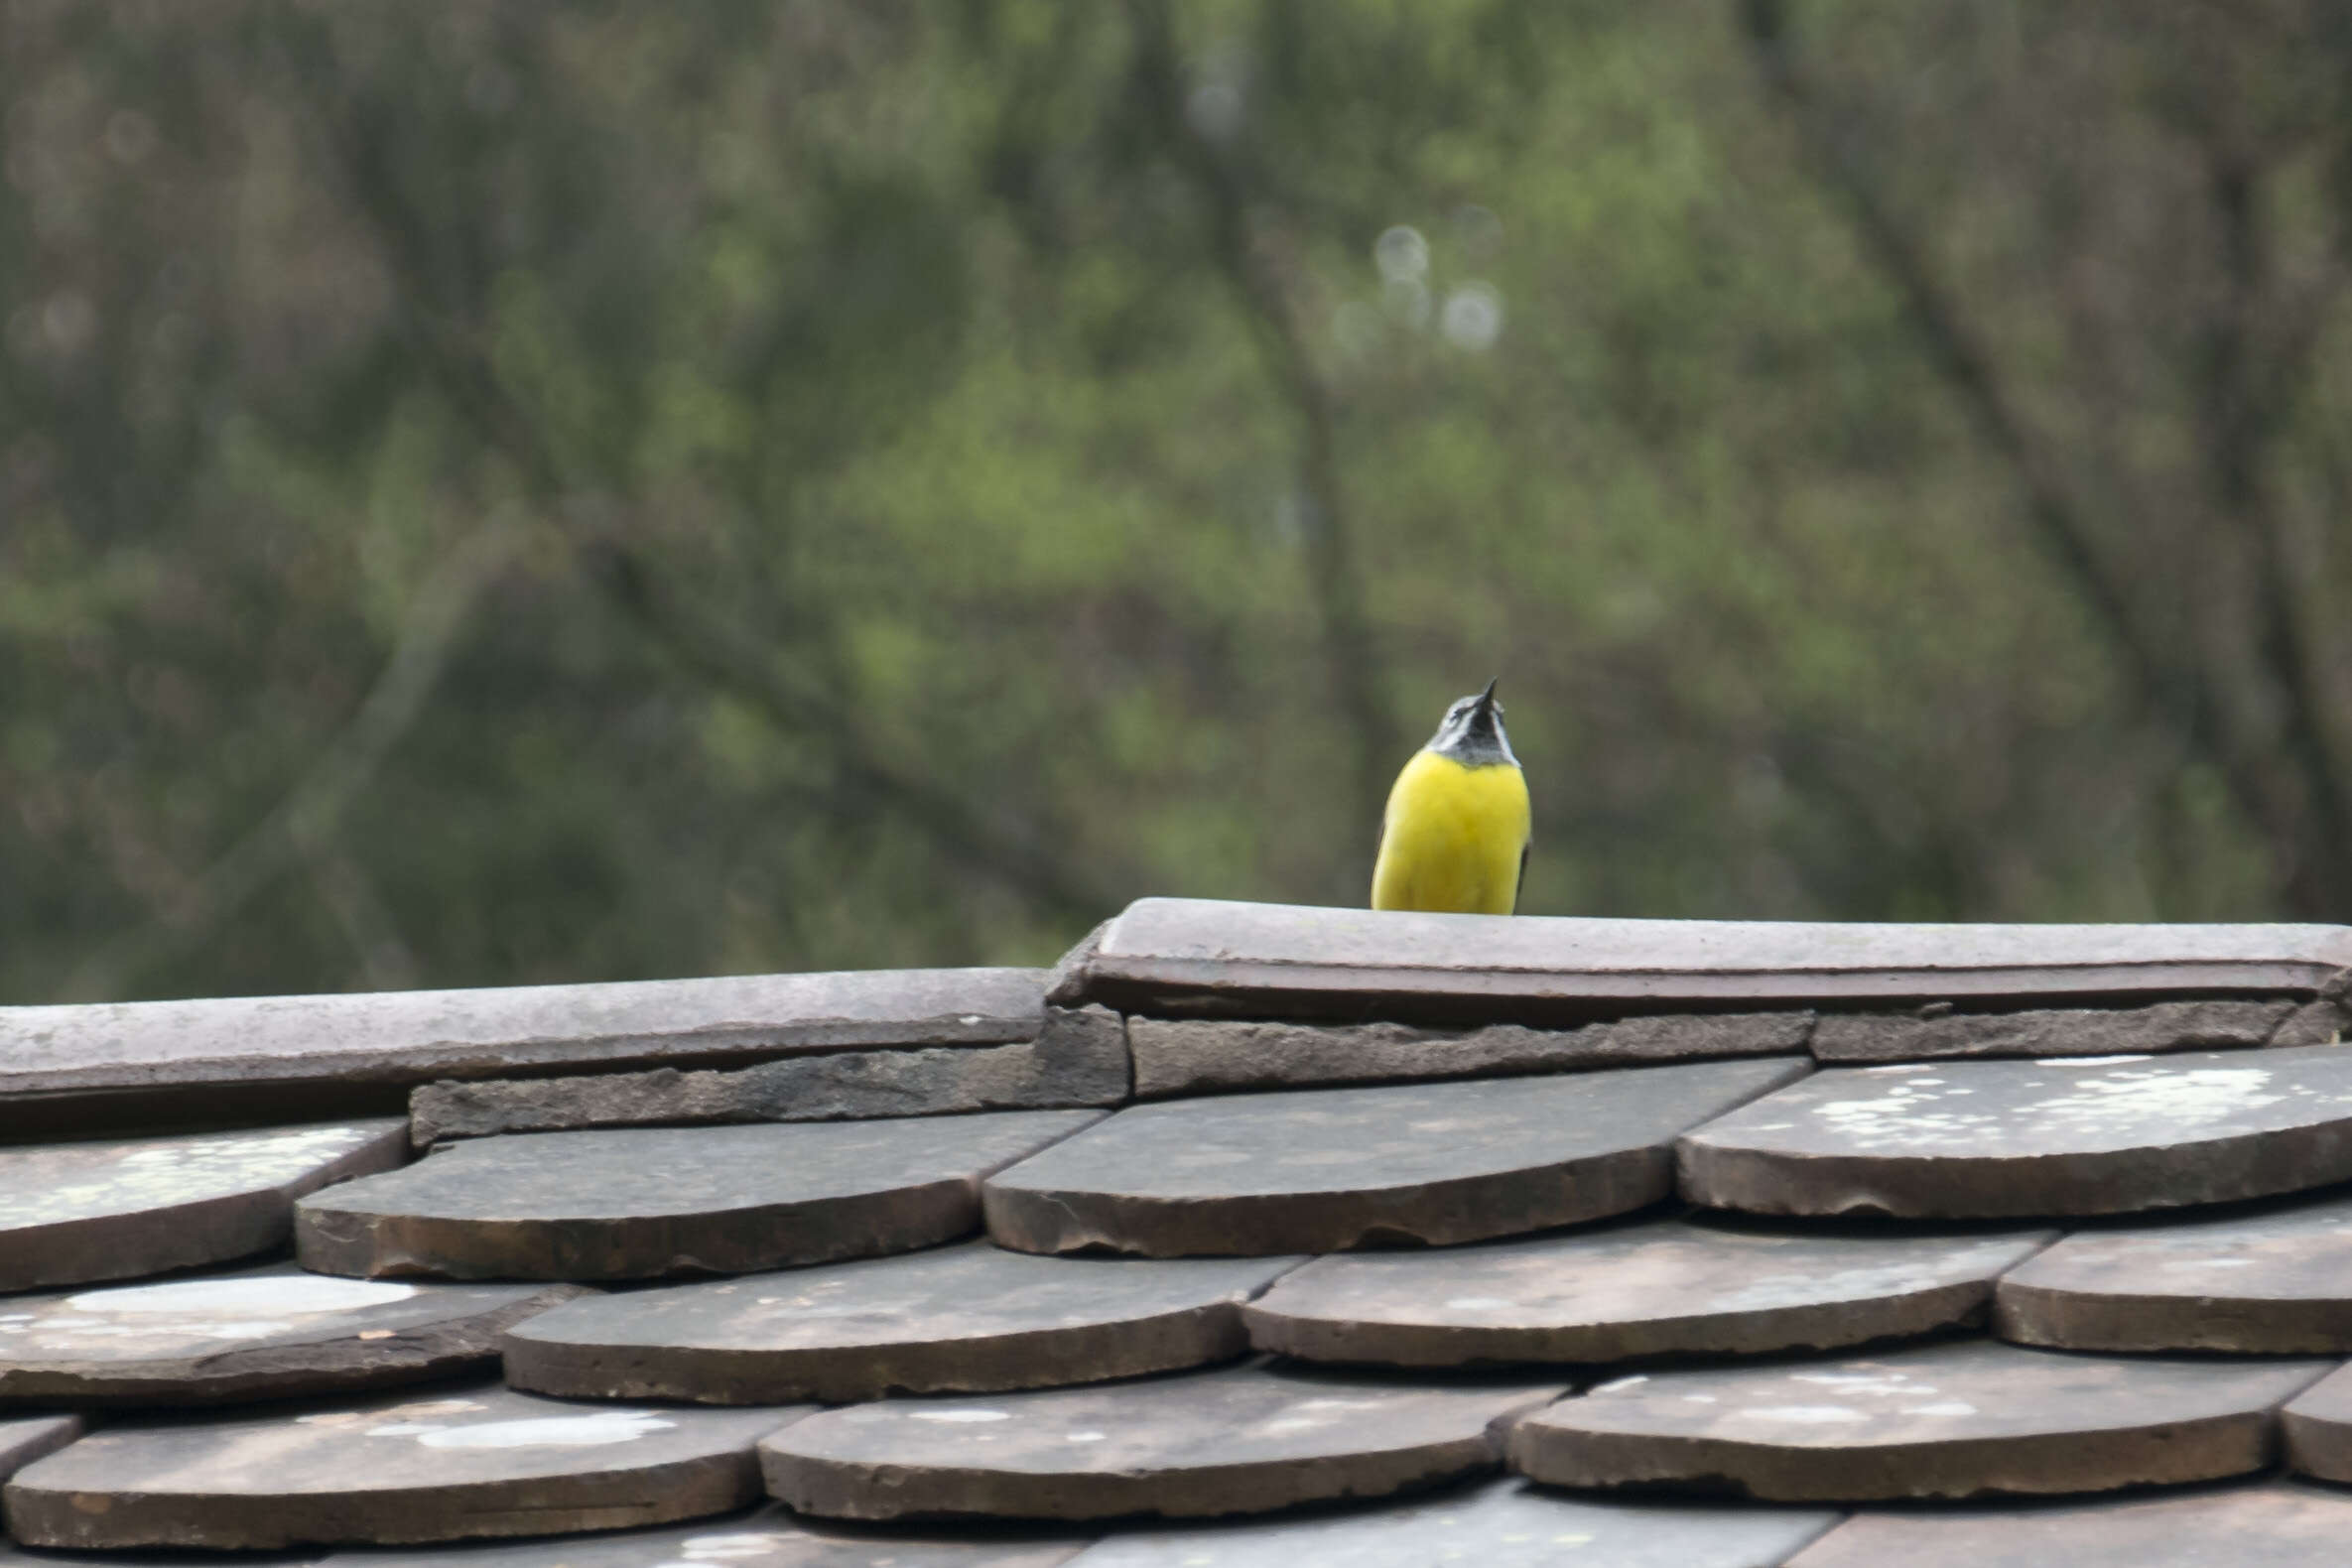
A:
<box><xmin>6</xmin><ymin>1</ymin><xmax>2352</xmax><ymax>1002</ymax></box>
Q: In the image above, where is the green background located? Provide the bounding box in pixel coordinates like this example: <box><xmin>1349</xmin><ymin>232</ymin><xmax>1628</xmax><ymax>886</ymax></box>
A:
<box><xmin>7</xmin><ymin>1</ymin><xmax>2352</xmax><ymax>1003</ymax></box>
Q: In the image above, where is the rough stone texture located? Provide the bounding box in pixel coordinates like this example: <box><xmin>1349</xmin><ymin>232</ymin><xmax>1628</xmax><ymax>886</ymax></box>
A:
<box><xmin>0</xmin><ymin>1118</ymin><xmax>407</xmax><ymax>1293</ymax></box>
<box><xmin>1678</xmin><ymin>1046</ymin><xmax>2352</xmax><ymax>1219</ymax></box>
<box><xmin>1067</xmin><ymin>897</ymin><xmax>2352</xmax><ymax>1021</ymax></box>
<box><xmin>1785</xmin><ymin>1482</ymin><xmax>2352</xmax><ymax>1567</ymax></box>
<box><xmin>1245</xmin><ymin>1218</ymin><xmax>2052</xmax><ymax>1367</ymax></box>
<box><xmin>410</xmin><ymin>1007</ymin><xmax>1127</xmax><ymax>1146</ymax></box>
<box><xmin>985</xmin><ymin>1059</ymin><xmax>1807</xmax><ymax>1257</ymax></box>
<box><xmin>1997</xmin><ymin>1190</ymin><xmax>2352</xmax><ymax>1352</ymax></box>
<box><xmin>759</xmin><ymin>1361</ymin><xmax>1564</xmax><ymax>1522</ymax></box>
<box><xmin>2281</xmin><ymin>1361</ymin><xmax>2352</xmax><ymax>1482</ymax></box>
<box><xmin>297</xmin><ymin>1111</ymin><xmax>1103</xmax><ymax>1281</ymax></box>
<box><xmin>1126</xmin><ymin>1012</ymin><xmax>1813</xmax><ymax>1099</ymax></box>
<box><xmin>0</xmin><ymin>1263</ymin><xmax>586</xmax><ymax>1405</ymax></box>
<box><xmin>2</xmin><ymin>1382</ymin><xmax>810</xmax><ymax>1549</ymax></box>
<box><xmin>0</xmin><ymin>969</ymin><xmax>1046</xmax><ymax>1126</ymax></box>
<box><xmin>1507</xmin><ymin>1338</ymin><xmax>2331</xmax><ymax>1503</ymax></box>
<box><xmin>2274</xmin><ymin>998</ymin><xmax>2352</xmax><ymax>1047</ymax></box>
<box><xmin>0</xmin><ymin>1418</ymin><xmax>80</xmax><ymax>1483</ymax></box>
<box><xmin>1810</xmin><ymin>999</ymin><xmax>2292</xmax><ymax>1063</ymax></box>
<box><xmin>320</xmin><ymin>1504</ymin><xmax>1088</xmax><ymax>1568</ymax></box>
<box><xmin>1065</xmin><ymin>1476</ymin><xmax>1839</xmax><ymax>1568</ymax></box>
<box><xmin>503</xmin><ymin>1243</ymin><xmax>1298</xmax><ymax>1403</ymax></box>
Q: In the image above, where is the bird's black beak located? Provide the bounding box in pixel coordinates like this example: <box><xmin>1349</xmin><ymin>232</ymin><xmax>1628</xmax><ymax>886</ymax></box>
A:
<box><xmin>1473</xmin><ymin>678</ymin><xmax>1499</xmax><ymax>721</ymax></box>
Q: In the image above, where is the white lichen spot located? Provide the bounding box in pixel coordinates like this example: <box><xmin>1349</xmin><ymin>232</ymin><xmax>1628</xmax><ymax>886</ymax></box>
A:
<box><xmin>0</xmin><ymin>1124</ymin><xmax>384</xmax><ymax>1228</ymax></box>
<box><xmin>679</xmin><ymin>1533</ymin><xmax>797</xmax><ymax>1558</ymax></box>
<box><xmin>909</xmin><ymin>1409</ymin><xmax>1009</xmax><ymax>1423</ymax></box>
<box><xmin>1738</xmin><ymin>1405</ymin><xmax>1870</xmax><ymax>1424</ymax></box>
<box><xmin>1902</xmin><ymin>1401</ymin><xmax>1978</xmax><ymax>1417</ymax></box>
<box><xmin>409</xmin><ymin>1411</ymin><xmax>676</xmax><ymax>1448</ymax></box>
<box><xmin>1443</xmin><ymin>1296</ymin><xmax>1515</xmax><ymax>1311</ymax></box>
<box><xmin>65</xmin><ymin>1276</ymin><xmax>417</xmax><ymax>1317</ymax></box>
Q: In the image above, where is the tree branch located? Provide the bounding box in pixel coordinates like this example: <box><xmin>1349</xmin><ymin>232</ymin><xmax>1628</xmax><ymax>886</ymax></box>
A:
<box><xmin>62</xmin><ymin>521</ymin><xmax>528</xmax><ymax>1001</ymax></box>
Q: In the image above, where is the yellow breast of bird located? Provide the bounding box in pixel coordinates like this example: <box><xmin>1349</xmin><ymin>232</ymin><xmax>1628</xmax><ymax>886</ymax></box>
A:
<box><xmin>1371</xmin><ymin>748</ymin><xmax>1531</xmax><ymax>915</ymax></box>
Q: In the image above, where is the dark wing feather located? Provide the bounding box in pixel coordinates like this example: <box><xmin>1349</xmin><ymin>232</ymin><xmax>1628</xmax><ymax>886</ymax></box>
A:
<box><xmin>1513</xmin><ymin>839</ymin><xmax>1529</xmax><ymax>915</ymax></box>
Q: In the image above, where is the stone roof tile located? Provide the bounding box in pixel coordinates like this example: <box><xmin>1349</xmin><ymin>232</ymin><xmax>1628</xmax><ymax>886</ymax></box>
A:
<box><xmin>501</xmin><ymin>1244</ymin><xmax>1296</xmax><ymax>1404</ymax></box>
<box><xmin>1507</xmin><ymin>1339</ymin><xmax>2335</xmax><ymax>1502</ymax></box>
<box><xmin>1068</xmin><ymin>898</ymin><xmax>2352</xmax><ymax>1019</ymax></box>
<box><xmin>984</xmin><ymin>1059</ymin><xmax>1805</xmax><ymax>1256</ymax></box>
<box><xmin>0</xmin><ymin>969</ymin><xmax>1046</xmax><ymax>1130</ymax></box>
<box><xmin>1244</xmin><ymin>1216</ymin><xmax>2051</xmax><ymax>1367</ymax></box>
<box><xmin>0</xmin><ymin>1119</ymin><xmax>406</xmax><ymax>1293</ymax></box>
<box><xmin>3</xmin><ymin>1383</ymin><xmax>812</xmax><ymax>1549</ymax></box>
<box><xmin>296</xmin><ymin>1111</ymin><xmax>1103</xmax><ymax>1280</ymax></box>
<box><xmin>16</xmin><ymin>901</ymin><xmax>2352</xmax><ymax>1562</ymax></box>
<box><xmin>1679</xmin><ymin>1046</ymin><xmax>2352</xmax><ymax>1218</ymax></box>
<box><xmin>759</xmin><ymin>1362</ymin><xmax>1563</xmax><ymax>1522</ymax></box>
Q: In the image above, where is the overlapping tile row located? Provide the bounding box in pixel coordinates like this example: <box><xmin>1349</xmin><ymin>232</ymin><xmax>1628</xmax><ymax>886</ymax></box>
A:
<box><xmin>17</xmin><ymin>904</ymin><xmax>2352</xmax><ymax>1562</ymax></box>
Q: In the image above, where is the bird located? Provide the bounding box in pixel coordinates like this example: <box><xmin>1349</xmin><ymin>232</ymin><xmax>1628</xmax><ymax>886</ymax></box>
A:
<box><xmin>1371</xmin><ymin>678</ymin><xmax>1530</xmax><ymax>914</ymax></box>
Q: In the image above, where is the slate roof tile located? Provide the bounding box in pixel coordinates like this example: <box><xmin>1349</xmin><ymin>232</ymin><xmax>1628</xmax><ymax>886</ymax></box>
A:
<box><xmin>1066</xmin><ymin>897</ymin><xmax>2352</xmax><ymax>1018</ymax></box>
<box><xmin>1995</xmin><ymin>1188</ymin><xmax>2352</xmax><ymax>1353</ymax></box>
<box><xmin>2</xmin><ymin>1383</ymin><xmax>813</xmax><ymax>1549</ymax></box>
<box><xmin>1679</xmin><ymin>1046</ymin><xmax>2352</xmax><ymax>1218</ymax></box>
<box><xmin>21</xmin><ymin>900</ymin><xmax>2352</xmax><ymax>1562</ymax></box>
<box><xmin>0</xmin><ymin>970</ymin><xmax>1047</xmax><ymax>1132</ymax></box>
<box><xmin>1784</xmin><ymin>1480</ymin><xmax>2352</xmax><ymax>1565</ymax></box>
<box><xmin>327</xmin><ymin>1507</ymin><xmax>1089</xmax><ymax>1568</ymax></box>
<box><xmin>500</xmin><ymin>1244</ymin><xmax>1297</xmax><ymax>1403</ymax></box>
<box><xmin>0</xmin><ymin>1119</ymin><xmax>407</xmax><ymax>1292</ymax></box>
<box><xmin>295</xmin><ymin>1112</ymin><xmax>1104</xmax><ymax>1280</ymax></box>
<box><xmin>982</xmin><ymin>1059</ymin><xmax>1806</xmax><ymax>1256</ymax></box>
<box><xmin>1243</xmin><ymin>1216</ymin><xmax>2051</xmax><ymax>1367</ymax></box>
<box><xmin>0</xmin><ymin>1263</ymin><xmax>582</xmax><ymax>1405</ymax></box>
<box><xmin>1062</xmin><ymin>1476</ymin><xmax>1839</xmax><ymax>1566</ymax></box>
<box><xmin>758</xmin><ymin>1361</ymin><xmax>1564</xmax><ymax>1522</ymax></box>
<box><xmin>1506</xmin><ymin>1339</ymin><xmax>2335</xmax><ymax>1502</ymax></box>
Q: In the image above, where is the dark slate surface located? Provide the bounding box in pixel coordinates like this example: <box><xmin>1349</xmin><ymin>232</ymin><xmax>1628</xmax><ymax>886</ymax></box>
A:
<box><xmin>1068</xmin><ymin>897</ymin><xmax>2352</xmax><ymax>1019</ymax></box>
<box><xmin>1785</xmin><ymin>1481</ymin><xmax>2352</xmax><ymax>1566</ymax></box>
<box><xmin>1126</xmin><ymin>1013</ymin><xmax>1813</xmax><ymax>1098</ymax></box>
<box><xmin>1063</xmin><ymin>1477</ymin><xmax>1840</xmax><ymax>1567</ymax></box>
<box><xmin>2281</xmin><ymin>1360</ymin><xmax>2352</xmax><ymax>1482</ymax></box>
<box><xmin>2</xmin><ymin>1382</ymin><xmax>812</xmax><ymax>1549</ymax></box>
<box><xmin>0</xmin><ymin>1263</ymin><xmax>583</xmax><ymax>1405</ymax></box>
<box><xmin>326</xmin><ymin>1504</ymin><xmax>1088</xmax><ymax>1568</ymax></box>
<box><xmin>502</xmin><ymin>1243</ymin><xmax>1297</xmax><ymax>1403</ymax></box>
<box><xmin>1507</xmin><ymin>1338</ymin><xmax>2334</xmax><ymax>1502</ymax></box>
<box><xmin>0</xmin><ymin>969</ymin><xmax>1047</xmax><ymax>1106</ymax></box>
<box><xmin>1999</xmin><ymin>1190</ymin><xmax>2352</xmax><ymax>1353</ymax></box>
<box><xmin>0</xmin><ymin>1119</ymin><xmax>407</xmax><ymax>1292</ymax></box>
<box><xmin>984</xmin><ymin>1059</ymin><xmax>1807</xmax><ymax>1256</ymax></box>
<box><xmin>1246</xmin><ymin>1217</ymin><xmax>2052</xmax><ymax>1367</ymax></box>
<box><xmin>296</xmin><ymin>1111</ymin><xmax>1105</xmax><ymax>1280</ymax></box>
<box><xmin>760</xmin><ymin>1361</ymin><xmax>1565</xmax><ymax>1522</ymax></box>
<box><xmin>1809</xmin><ymin>999</ymin><xmax>2292</xmax><ymax>1062</ymax></box>
<box><xmin>410</xmin><ymin>1007</ymin><xmax>1128</xmax><ymax>1145</ymax></box>
<box><xmin>1679</xmin><ymin>1048</ymin><xmax>2352</xmax><ymax>1219</ymax></box>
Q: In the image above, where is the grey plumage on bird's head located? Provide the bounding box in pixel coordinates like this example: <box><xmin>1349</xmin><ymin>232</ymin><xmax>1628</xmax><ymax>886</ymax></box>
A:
<box><xmin>1428</xmin><ymin>678</ymin><xmax>1516</xmax><ymax>768</ymax></box>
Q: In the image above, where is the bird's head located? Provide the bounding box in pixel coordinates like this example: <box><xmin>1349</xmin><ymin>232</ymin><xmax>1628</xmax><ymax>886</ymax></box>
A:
<box><xmin>1427</xmin><ymin>678</ymin><xmax>1517</xmax><ymax>767</ymax></box>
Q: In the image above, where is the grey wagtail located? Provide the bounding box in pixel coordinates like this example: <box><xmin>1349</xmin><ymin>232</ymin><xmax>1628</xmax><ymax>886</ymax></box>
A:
<box><xmin>1370</xmin><ymin>679</ymin><xmax>1530</xmax><ymax>914</ymax></box>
